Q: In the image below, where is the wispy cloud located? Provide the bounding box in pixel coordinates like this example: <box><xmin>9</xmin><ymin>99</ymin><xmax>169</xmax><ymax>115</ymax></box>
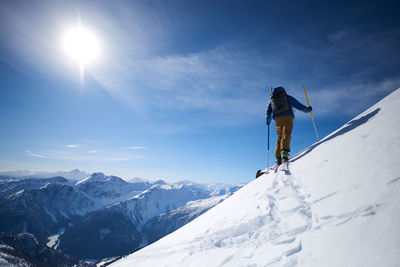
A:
<box><xmin>2</xmin><ymin>1</ymin><xmax>399</xmax><ymax>129</ymax></box>
<box><xmin>274</xmin><ymin>28</ymin><xmax>400</xmax><ymax>118</ymax></box>
<box><xmin>25</xmin><ymin>150</ymin><xmax>47</xmax><ymax>158</ymax></box>
<box><xmin>91</xmin><ymin>45</ymin><xmax>273</xmax><ymax>128</ymax></box>
<box><xmin>57</xmin><ymin>155</ymin><xmax>130</xmax><ymax>162</ymax></box>
<box><xmin>120</xmin><ymin>146</ymin><xmax>146</xmax><ymax>150</ymax></box>
<box><xmin>2</xmin><ymin>2</ymin><xmax>270</xmax><ymax>127</ymax></box>
<box><xmin>66</xmin><ymin>144</ymin><xmax>80</xmax><ymax>148</ymax></box>
<box><xmin>312</xmin><ymin>78</ymin><xmax>400</xmax><ymax>116</ymax></box>
<box><xmin>87</xmin><ymin>150</ymin><xmax>101</xmax><ymax>154</ymax></box>
<box><xmin>24</xmin><ymin>149</ymin><xmax>134</xmax><ymax>162</ymax></box>
<box><xmin>90</xmin><ymin>24</ymin><xmax>400</xmax><ymax>125</ymax></box>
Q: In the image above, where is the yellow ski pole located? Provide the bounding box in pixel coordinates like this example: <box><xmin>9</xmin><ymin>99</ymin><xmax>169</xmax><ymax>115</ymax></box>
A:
<box><xmin>303</xmin><ymin>85</ymin><xmax>319</xmax><ymax>141</ymax></box>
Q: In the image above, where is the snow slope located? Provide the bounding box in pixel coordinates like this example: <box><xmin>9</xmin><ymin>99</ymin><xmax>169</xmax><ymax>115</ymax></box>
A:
<box><xmin>112</xmin><ymin>88</ymin><xmax>400</xmax><ymax>267</ymax></box>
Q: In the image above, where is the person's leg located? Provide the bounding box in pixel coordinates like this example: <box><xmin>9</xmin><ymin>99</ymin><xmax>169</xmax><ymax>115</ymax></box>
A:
<box><xmin>274</xmin><ymin>117</ymin><xmax>284</xmax><ymax>162</ymax></box>
<box><xmin>280</xmin><ymin>115</ymin><xmax>294</xmax><ymax>159</ymax></box>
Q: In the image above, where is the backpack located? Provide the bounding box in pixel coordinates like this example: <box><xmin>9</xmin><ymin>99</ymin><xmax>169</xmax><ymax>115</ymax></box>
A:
<box><xmin>271</xmin><ymin>87</ymin><xmax>290</xmax><ymax>114</ymax></box>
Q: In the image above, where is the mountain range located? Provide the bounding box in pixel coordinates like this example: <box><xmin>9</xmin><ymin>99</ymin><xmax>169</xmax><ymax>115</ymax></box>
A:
<box><xmin>0</xmin><ymin>172</ymin><xmax>241</xmax><ymax>261</ymax></box>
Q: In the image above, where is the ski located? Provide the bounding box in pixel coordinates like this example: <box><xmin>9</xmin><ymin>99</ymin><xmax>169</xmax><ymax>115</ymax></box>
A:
<box><xmin>278</xmin><ymin>161</ymin><xmax>290</xmax><ymax>173</ymax></box>
<box><xmin>270</xmin><ymin>164</ymin><xmax>279</xmax><ymax>171</ymax></box>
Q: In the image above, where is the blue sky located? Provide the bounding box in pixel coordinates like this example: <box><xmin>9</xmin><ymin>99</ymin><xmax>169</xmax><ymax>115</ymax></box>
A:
<box><xmin>0</xmin><ymin>0</ymin><xmax>399</xmax><ymax>184</ymax></box>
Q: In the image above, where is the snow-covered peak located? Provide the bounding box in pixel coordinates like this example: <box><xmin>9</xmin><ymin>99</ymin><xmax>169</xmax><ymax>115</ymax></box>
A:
<box><xmin>112</xmin><ymin>89</ymin><xmax>400</xmax><ymax>267</ymax></box>
<box><xmin>75</xmin><ymin>172</ymin><xmax>107</xmax><ymax>185</ymax></box>
<box><xmin>128</xmin><ymin>177</ymin><xmax>149</xmax><ymax>183</ymax></box>
<box><xmin>123</xmin><ymin>182</ymin><xmax>209</xmax><ymax>225</ymax></box>
<box><xmin>127</xmin><ymin>177</ymin><xmax>166</xmax><ymax>185</ymax></box>
<box><xmin>153</xmin><ymin>179</ymin><xmax>167</xmax><ymax>185</ymax></box>
<box><xmin>175</xmin><ymin>180</ymin><xmax>241</xmax><ymax>196</ymax></box>
<box><xmin>64</xmin><ymin>169</ymin><xmax>88</xmax><ymax>180</ymax></box>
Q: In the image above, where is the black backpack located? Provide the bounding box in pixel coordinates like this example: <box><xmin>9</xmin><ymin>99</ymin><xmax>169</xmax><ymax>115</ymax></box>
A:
<box><xmin>271</xmin><ymin>87</ymin><xmax>290</xmax><ymax>114</ymax></box>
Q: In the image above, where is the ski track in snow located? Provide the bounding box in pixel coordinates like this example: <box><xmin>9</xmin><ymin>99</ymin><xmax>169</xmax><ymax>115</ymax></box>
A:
<box><xmin>260</xmin><ymin>172</ymin><xmax>313</xmax><ymax>265</ymax></box>
<box><xmin>210</xmin><ymin>169</ymin><xmax>384</xmax><ymax>266</ymax></box>
<box><xmin>206</xmin><ymin>170</ymin><xmax>312</xmax><ymax>266</ymax></box>
<box><xmin>116</xmin><ymin>168</ymin><xmax>387</xmax><ymax>267</ymax></box>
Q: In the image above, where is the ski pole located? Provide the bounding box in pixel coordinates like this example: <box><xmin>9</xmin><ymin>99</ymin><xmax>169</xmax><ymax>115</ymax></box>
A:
<box><xmin>303</xmin><ymin>85</ymin><xmax>320</xmax><ymax>141</ymax></box>
<box><xmin>267</xmin><ymin>123</ymin><xmax>270</xmax><ymax>168</ymax></box>
<box><xmin>267</xmin><ymin>87</ymin><xmax>273</xmax><ymax>168</ymax></box>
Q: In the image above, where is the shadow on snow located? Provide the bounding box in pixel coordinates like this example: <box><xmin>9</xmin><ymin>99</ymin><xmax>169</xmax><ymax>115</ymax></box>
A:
<box><xmin>291</xmin><ymin>108</ymin><xmax>381</xmax><ymax>163</ymax></box>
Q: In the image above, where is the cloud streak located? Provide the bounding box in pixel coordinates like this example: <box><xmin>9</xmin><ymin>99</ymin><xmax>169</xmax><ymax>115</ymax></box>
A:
<box><xmin>121</xmin><ymin>146</ymin><xmax>146</xmax><ymax>150</ymax></box>
<box><xmin>66</xmin><ymin>144</ymin><xmax>80</xmax><ymax>148</ymax></box>
<box><xmin>1</xmin><ymin>1</ymin><xmax>399</xmax><ymax>128</ymax></box>
<box><xmin>87</xmin><ymin>150</ymin><xmax>101</xmax><ymax>154</ymax></box>
<box><xmin>25</xmin><ymin>150</ymin><xmax>47</xmax><ymax>159</ymax></box>
<box><xmin>91</xmin><ymin>44</ymin><xmax>276</xmax><ymax>129</ymax></box>
<box><xmin>24</xmin><ymin>149</ymin><xmax>137</xmax><ymax>162</ymax></box>
<box><xmin>89</xmin><ymin>22</ymin><xmax>400</xmax><ymax>124</ymax></box>
<box><xmin>311</xmin><ymin>78</ymin><xmax>400</xmax><ymax>116</ymax></box>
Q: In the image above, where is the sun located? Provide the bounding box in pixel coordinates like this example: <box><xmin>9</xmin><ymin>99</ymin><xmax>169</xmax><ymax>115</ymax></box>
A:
<box><xmin>62</xmin><ymin>26</ymin><xmax>100</xmax><ymax>68</ymax></box>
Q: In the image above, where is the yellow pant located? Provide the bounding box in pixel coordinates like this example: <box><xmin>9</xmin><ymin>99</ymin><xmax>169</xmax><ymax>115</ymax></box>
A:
<box><xmin>274</xmin><ymin>115</ymin><xmax>294</xmax><ymax>158</ymax></box>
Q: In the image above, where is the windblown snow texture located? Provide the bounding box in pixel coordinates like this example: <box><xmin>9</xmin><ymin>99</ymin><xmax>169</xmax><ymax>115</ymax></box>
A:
<box><xmin>112</xmin><ymin>88</ymin><xmax>400</xmax><ymax>267</ymax></box>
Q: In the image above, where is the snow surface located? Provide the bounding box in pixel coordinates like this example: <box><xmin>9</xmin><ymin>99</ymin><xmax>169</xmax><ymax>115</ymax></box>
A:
<box><xmin>75</xmin><ymin>172</ymin><xmax>108</xmax><ymax>185</ymax></box>
<box><xmin>112</xmin><ymin>89</ymin><xmax>400</xmax><ymax>267</ymax></box>
<box><xmin>46</xmin><ymin>228</ymin><xmax>65</xmax><ymax>249</ymax></box>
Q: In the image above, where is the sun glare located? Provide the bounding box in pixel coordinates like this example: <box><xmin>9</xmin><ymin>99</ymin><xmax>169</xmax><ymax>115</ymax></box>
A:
<box><xmin>63</xmin><ymin>26</ymin><xmax>100</xmax><ymax>68</ymax></box>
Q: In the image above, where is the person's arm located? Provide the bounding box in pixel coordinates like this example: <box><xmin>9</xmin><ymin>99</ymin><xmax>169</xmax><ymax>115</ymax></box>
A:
<box><xmin>287</xmin><ymin>95</ymin><xmax>311</xmax><ymax>112</ymax></box>
<box><xmin>266</xmin><ymin>103</ymin><xmax>272</xmax><ymax>125</ymax></box>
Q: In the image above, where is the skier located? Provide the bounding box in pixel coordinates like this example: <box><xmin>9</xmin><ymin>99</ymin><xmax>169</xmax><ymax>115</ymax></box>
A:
<box><xmin>266</xmin><ymin>86</ymin><xmax>312</xmax><ymax>170</ymax></box>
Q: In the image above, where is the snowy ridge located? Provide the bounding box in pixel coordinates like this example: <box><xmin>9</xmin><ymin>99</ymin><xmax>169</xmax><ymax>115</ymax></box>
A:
<box><xmin>112</xmin><ymin>88</ymin><xmax>400</xmax><ymax>267</ymax></box>
<box><xmin>1</xmin><ymin>171</ymin><xmax>241</xmax><ymax>260</ymax></box>
<box><xmin>176</xmin><ymin>180</ymin><xmax>244</xmax><ymax>197</ymax></box>
<box><xmin>124</xmin><ymin>184</ymin><xmax>208</xmax><ymax>226</ymax></box>
<box><xmin>75</xmin><ymin>172</ymin><xmax>109</xmax><ymax>185</ymax></box>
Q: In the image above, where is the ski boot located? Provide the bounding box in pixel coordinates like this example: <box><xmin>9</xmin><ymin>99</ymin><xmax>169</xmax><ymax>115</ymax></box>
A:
<box><xmin>281</xmin><ymin>149</ymin><xmax>289</xmax><ymax>162</ymax></box>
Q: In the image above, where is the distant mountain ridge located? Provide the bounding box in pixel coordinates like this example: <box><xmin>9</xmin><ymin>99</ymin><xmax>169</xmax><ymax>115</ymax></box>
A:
<box><xmin>0</xmin><ymin>169</ymin><xmax>89</xmax><ymax>180</ymax></box>
<box><xmin>0</xmin><ymin>172</ymin><xmax>241</xmax><ymax>261</ymax></box>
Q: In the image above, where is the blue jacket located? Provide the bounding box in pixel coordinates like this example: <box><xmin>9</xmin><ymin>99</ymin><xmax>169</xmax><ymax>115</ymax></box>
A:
<box><xmin>266</xmin><ymin>94</ymin><xmax>310</xmax><ymax>122</ymax></box>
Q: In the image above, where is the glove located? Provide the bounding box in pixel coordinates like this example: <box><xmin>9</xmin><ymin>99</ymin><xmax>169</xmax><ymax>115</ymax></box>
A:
<box><xmin>266</xmin><ymin>116</ymin><xmax>272</xmax><ymax>125</ymax></box>
<box><xmin>307</xmin><ymin>106</ymin><xmax>312</xmax><ymax>112</ymax></box>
